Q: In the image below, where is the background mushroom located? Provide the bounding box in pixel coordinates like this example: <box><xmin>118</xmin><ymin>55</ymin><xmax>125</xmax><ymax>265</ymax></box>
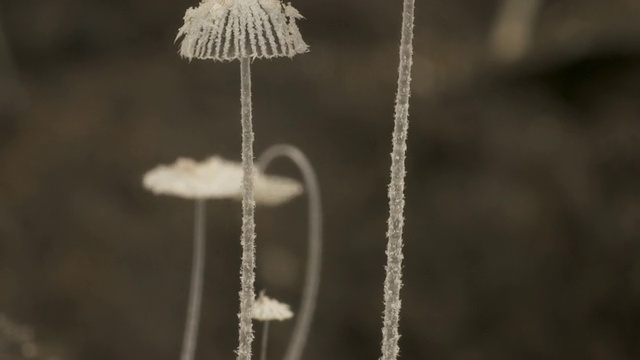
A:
<box><xmin>143</xmin><ymin>155</ymin><xmax>301</xmax><ymax>360</ymax></box>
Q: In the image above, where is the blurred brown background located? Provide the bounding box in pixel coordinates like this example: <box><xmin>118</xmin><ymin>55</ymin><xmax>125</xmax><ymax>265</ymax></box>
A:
<box><xmin>0</xmin><ymin>0</ymin><xmax>640</xmax><ymax>359</ymax></box>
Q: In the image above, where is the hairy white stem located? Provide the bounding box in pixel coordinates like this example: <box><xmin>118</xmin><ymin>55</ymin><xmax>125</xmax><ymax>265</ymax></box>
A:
<box><xmin>237</xmin><ymin>57</ymin><xmax>257</xmax><ymax>360</ymax></box>
<box><xmin>181</xmin><ymin>200</ymin><xmax>206</xmax><ymax>360</ymax></box>
<box><xmin>381</xmin><ymin>0</ymin><xmax>415</xmax><ymax>359</ymax></box>
<box><xmin>259</xmin><ymin>321</ymin><xmax>270</xmax><ymax>360</ymax></box>
<box><xmin>257</xmin><ymin>144</ymin><xmax>322</xmax><ymax>360</ymax></box>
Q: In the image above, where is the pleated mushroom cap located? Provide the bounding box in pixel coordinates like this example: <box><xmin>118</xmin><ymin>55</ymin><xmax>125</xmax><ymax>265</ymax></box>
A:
<box><xmin>177</xmin><ymin>0</ymin><xmax>308</xmax><ymax>61</ymax></box>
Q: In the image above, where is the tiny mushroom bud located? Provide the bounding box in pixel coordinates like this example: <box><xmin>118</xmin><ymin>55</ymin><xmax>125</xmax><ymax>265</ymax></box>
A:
<box><xmin>252</xmin><ymin>292</ymin><xmax>294</xmax><ymax>322</ymax></box>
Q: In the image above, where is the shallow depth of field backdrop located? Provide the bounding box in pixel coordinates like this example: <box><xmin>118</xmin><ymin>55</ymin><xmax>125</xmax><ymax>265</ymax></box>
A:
<box><xmin>1</xmin><ymin>0</ymin><xmax>640</xmax><ymax>359</ymax></box>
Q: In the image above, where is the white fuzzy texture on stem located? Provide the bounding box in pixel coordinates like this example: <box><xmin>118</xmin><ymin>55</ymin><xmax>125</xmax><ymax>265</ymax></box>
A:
<box><xmin>381</xmin><ymin>0</ymin><xmax>415</xmax><ymax>359</ymax></box>
<box><xmin>237</xmin><ymin>56</ymin><xmax>256</xmax><ymax>360</ymax></box>
<box><xmin>180</xmin><ymin>200</ymin><xmax>207</xmax><ymax>360</ymax></box>
<box><xmin>258</xmin><ymin>145</ymin><xmax>322</xmax><ymax>360</ymax></box>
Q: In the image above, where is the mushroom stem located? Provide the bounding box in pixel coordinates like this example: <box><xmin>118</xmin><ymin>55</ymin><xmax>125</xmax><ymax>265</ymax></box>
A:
<box><xmin>258</xmin><ymin>144</ymin><xmax>322</xmax><ymax>360</ymax></box>
<box><xmin>381</xmin><ymin>0</ymin><xmax>415</xmax><ymax>358</ymax></box>
<box><xmin>181</xmin><ymin>199</ymin><xmax>206</xmax><ymax>360</ymax></box>
<box><xmin>237</xmin><ymin>56</ymin><xmax>257</xmax><ymax>360</ymax></box>
<box><xmin>259</xmin><ymin>321</ymin><xmax>270</xmax><ymax>360</ymax></box>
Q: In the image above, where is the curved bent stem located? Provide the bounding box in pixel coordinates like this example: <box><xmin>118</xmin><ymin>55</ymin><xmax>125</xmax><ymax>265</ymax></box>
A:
<box><xmin>237</xmin><ymin>56</ymin><xmax>257</xmax><ymax>360</ymax></box>
<box><xmin>257</xmin><ymin>144</ymin><xmax>322</xmax><ymax>360</ymax></box>
<box><xmin>181</xmin><ymin>199</ymin><xmax>206</xmax><ymax>360</ymax></box>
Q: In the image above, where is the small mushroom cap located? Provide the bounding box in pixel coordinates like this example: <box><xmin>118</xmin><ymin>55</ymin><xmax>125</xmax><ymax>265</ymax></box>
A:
<box><xmin>252</xmin><ymin>292</ymin><xmax>294</xmax><ymax>321</ymax></box>
<box><xmin>143</xmin><ymin>156</ymin><xmax>302</xmax><ymax>205</ymax></box>
<box><xmin>176</xmin><ymin>0</ymin><xmax>308</xmax><ymax>61</ymax></box>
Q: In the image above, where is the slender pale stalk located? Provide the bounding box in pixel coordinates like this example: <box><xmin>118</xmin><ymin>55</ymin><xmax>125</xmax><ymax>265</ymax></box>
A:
<box><xmin>381</xmin><ymin>0</ymin><xmax>415</xmax><ymax>359</ymax></box>
<box><xmin>258</xmin><ymin>145</ymin><xmax>322</xmax><ymax>360</ymax></box>
<box><xmin>259</xmin><ymin>321</ymin><xmax>270</xmax><ymax>360</ymax></box>
<box><xmin>181</xmin><ymin>200</ymin><xmax>206</xmax><ymax>360</ymax></box>
<box><xmin>237</xmin><ymin>56</ymin><xmax>257</xmax><ymax>360</ymax></box>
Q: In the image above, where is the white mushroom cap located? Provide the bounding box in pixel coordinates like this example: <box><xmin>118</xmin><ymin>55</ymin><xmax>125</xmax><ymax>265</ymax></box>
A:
<box><xmin>252</xmin><ymin>292</ymin><xmax>294</xmax><ymax>321</ymax></box>
<box><xmin>143</xmin><ymin>156</ymin><xmax>302</xmax><ymax>205</ymax></box>
<box><xmin>177</xmin><ymin>0</ymin><xmax>308</xmax><ymax>61</ymax></box>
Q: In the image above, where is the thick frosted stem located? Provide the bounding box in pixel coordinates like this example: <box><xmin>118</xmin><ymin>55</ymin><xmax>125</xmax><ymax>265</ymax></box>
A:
<box><xmin>180</xmin><ymin>200</ymin><xmax>206</xmax><ymax>360</ymax></box>
<box><xmin>381</xmin><ymin>0</ymin><xmax>415</xmax><ymax>359</ymax></box>
<box><xmin>237</xmin><ymin>57</ymin><xmax>257</xmax><ymax>360</ymax></box>
<box><xmin>257</xmin><ymin>144</ymin><xmax>322</xmax><ymax>360</ymax></box>
<box><xmin>259</xmin><ymin>321</ymin><xmax>270</xmax><ymax>360</ymax></box>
